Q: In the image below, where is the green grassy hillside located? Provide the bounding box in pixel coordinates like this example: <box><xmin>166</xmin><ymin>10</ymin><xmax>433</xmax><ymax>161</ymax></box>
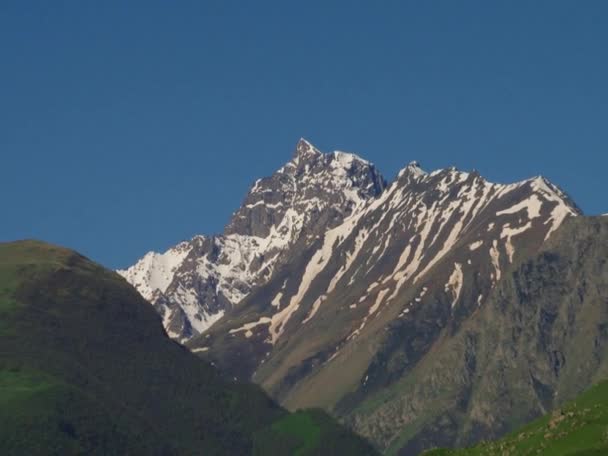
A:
<box><xmin>0</xmin><ymin>240</ymin><xmax>377</xmax><ymax>455</ymax></box>
<box><xmin>425</xmin><ymin>379</ymin><xmax>608</xmax><ymax>456</ymax></box>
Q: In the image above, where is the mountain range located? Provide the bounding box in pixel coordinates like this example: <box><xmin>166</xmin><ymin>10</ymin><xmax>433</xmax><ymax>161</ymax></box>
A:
<box><xmin>118</xmin><ymin>139</ymin><xmax>607</xmax><ymax>455</ymax></box>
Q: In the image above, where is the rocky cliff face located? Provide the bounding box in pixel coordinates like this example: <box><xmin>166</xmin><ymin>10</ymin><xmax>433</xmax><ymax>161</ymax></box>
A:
<box><xmin>343</xmin><ymin>216</ymin><xmax>608</xmax><ymax>455</ymax></box>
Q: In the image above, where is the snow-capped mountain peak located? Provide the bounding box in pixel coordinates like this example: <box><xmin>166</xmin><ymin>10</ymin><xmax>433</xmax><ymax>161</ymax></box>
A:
<box><xmin>120</xmin><ymin>140</ymin><xmax>580</xmax><ymax>348</ymax></box>
<box><xmin>119</xmin><ymin>139</ymin><xmax>386</xmax><ymax>339</ymax></box>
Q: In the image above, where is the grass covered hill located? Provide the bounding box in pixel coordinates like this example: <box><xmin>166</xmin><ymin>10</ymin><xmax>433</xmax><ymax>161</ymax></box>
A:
<box><xmin>0</xmin><ymin>240</ymin><xmax>377</xmax><ymax>455</ymax></box>
<box><xmin>425</xmin><ymin>379</ymin><xmax>608</xmax><ymax>455</ymax></box>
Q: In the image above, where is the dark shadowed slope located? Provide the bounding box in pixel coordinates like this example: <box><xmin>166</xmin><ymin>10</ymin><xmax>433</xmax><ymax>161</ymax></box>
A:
<box><xmin>0</xmin><ymin>240</ymin><xmax>377</xmax><ymax>455</ymax></box>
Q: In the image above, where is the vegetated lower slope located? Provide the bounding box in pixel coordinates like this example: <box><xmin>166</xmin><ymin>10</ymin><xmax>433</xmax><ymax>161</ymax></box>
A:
<box><xmin>0</xmin><ymin>240</ymin><xmax>377</xmax><ymax>455</ymax></box>
<box><xmin>424</xmin><ymin>379</ymin><xmax>608</xmax><ymax>456</ymax></box>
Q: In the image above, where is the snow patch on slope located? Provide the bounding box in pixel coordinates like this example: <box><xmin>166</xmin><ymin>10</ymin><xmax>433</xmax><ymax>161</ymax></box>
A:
<box><xmin>445</xmin><ymin>263</ymin><xmax>464</xmax><ymax>308</ymax></box>
<box><xmin>230</xmin><ymin>317</ymin><xmax>272</xmax><ymax>338</ymax></box>
<box><xmin>469</xmin><ymin>240</ymin><xmax>484</xmax><ymax>251</ymax></box>
<box><xmin>530</xmin><ymin>177</ymin><xmax>578</xmax><ymax>240</ymax></box>
<box><xmin>500</xmin><ymin>222</ymin><xmax>532</xmax><ymax>263</ymax></box>
<box><xmin>117</xmin><ymin>241</ymin><xmax>192</xmax><ymax>301</ymax></box>
<box><xmin>489</xmin><ymin>240</ymin><xmax>501</xmax><ymax>283</ymax></box>
<box><xmin>268</xmin><ymin>213</ymin><xmax>362</xmax><ymax>343</ymax></box>
<box><xmin>496</xmin><ymin>194</ymin><xmax>543</xmax><ymax>219</ymax></box>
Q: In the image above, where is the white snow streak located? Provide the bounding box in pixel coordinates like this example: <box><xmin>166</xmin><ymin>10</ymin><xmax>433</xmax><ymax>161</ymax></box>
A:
<box><xmin>500</xmin><ymin>221</ymin><xmax>532</xmax><ymax>263</ymax></box>
<box><xmin>496</xmin><ymin>194</ymin><xmax>543</xmax><ymax>219</ymax></box>
<box><xmin>229</xmin><ymin>317</ymin><xmax>272</xmax><ymax>338</ymax></box>
<box><xmin>489</xmin><ymin>240</ymin><xmax>501</xmax><ymax>283</ymax></box>
<box><xmin>445</xmin><ymin>263</ymin><xmax>464</xmax><ymax>308</ymax></box>
<box><xmin>469</xmin><ymin>240</ymin><xmax>484</xmax><ymax>251</ymax></box>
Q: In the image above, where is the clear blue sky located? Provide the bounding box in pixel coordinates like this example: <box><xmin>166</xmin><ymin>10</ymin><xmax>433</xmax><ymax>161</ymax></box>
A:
<box><xmin>1</xmin><ymin>1</ymin><xmax>607</xmax><ymax>269</ymax></box>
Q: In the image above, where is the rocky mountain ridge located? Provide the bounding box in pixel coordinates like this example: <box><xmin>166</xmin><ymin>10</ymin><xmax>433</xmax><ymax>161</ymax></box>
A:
<box><xmin>120</xmin><ymin>140</ymin><xmax>578</xmax><ymax>344</ymax></box>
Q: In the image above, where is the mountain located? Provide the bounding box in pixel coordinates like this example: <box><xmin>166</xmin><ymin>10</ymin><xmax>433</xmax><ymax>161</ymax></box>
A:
<box><xmin>0</xmin><ymin>240</ymin><xmax>377</xmax><ymax>455</ymax></box>
<box><xmin>120</xmin><ymin>138</ymin><xmax>602</xmax><ymax>454</ymax></box>
<box><xmin>118</xmin><ymin>139</ymin><xmax>386</xmax><ymax>341</ymax></box>
<box><xmin>187</xmin><ymin>145</ymin><xmax>586</xmax><ymax>453</ymax></box>
<box><xmin>425</xmin><ymin>377</ymin><xmax>608</xmax><ymax>456</ymax></box>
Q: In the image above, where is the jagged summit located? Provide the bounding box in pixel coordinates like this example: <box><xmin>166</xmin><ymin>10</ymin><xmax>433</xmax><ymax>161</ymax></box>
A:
<box><xmin>397</xmin><ymin>160</ymin><xmax>427</xmax><ymax>180</ymax></box>
<box><xmin>227</xmin><ymin>139</ymin><xmax>386</xmax><ymax>238</ymax></box>
<box><xmin>292</xmin><ymin>137</ymin><xmax>321</xmax><ymax>162</ymax></box>
<box><xmin>284</xmin><ymin>139</ymin><xmax>375</xmax><ymax>180</ymax></box>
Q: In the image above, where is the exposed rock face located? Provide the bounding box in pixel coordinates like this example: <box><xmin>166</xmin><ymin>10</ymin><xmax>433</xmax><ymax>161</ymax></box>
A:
<box><xmin>344</xmin><ymin>216</ymin><xmax>608</xmax><ymax>455</ymax></box>
<box><xmin>118</xmin><ymin>139</ymin><xmax>386</xmax><ymax>340</ymax></box>
<box><xmin>225</xmin><ymin>138</ymin><xmax>385</xmax><ymax>238</ymax></box>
